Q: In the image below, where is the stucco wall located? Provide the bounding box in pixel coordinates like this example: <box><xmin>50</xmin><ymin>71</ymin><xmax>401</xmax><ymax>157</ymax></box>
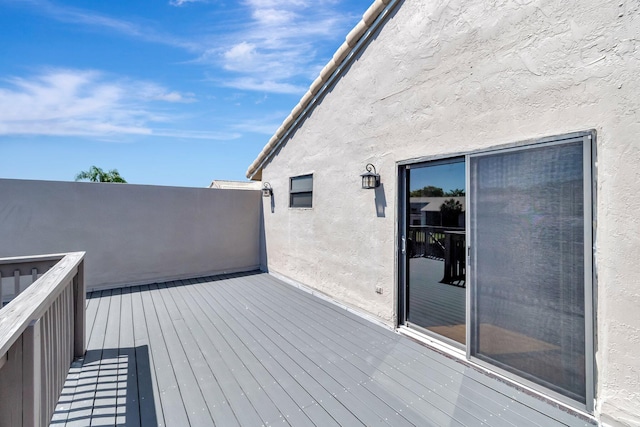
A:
<box><xmin>0</xmin><ymin>179</ymin><xmax>261</xmax><ymax>290</ymax></box>
<box><xmin>259</xmin><ymin>0</ymin><xmax>640</xmax><ymax>424</ymax></box>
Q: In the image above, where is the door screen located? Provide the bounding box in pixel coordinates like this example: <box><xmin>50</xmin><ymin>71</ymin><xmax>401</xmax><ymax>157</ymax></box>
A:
<box><xmin>469</xmin><ymin>140</ymin><xmax>589</xmax><ymax>402</ymax></box>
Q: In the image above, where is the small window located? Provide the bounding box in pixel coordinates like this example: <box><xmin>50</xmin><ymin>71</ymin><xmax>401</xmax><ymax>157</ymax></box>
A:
<box><xmin>290</xmin><ymin>174</ymin><xmax>313</xmax><ymax>208</ymax></box>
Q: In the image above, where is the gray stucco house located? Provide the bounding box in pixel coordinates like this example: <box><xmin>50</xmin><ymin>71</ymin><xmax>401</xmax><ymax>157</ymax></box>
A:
<box><xmin>246</xmin><ymin>0</ymin><xmax>640</xmax><ymax>425</ymax></box>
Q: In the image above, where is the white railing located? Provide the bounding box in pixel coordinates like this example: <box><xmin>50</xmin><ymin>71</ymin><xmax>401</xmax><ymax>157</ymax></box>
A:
<box><xmin>0</xmin><ymin>252</ymin><xmax>85</xmax><ymax>427</ymax></box>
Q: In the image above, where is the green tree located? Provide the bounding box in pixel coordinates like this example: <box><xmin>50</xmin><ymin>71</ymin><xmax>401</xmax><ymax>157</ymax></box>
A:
<box><xmin>409</xmin><ymin>185</ymin><xmax>444</xmax><ymax>197</ymax></box>
<box><xmin>75</xmin><ymin>166</ymin><xmax>127</xmax><ymax>183</ymax></box>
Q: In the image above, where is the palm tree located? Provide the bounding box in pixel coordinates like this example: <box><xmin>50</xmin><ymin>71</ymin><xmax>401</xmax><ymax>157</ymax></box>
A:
<box><xmin>75</xmin><ymin>166</ymin><xmax>127</xmax><ymax>183</ymax></box>
<box><xmin>444</xmin><ymin>188</ymin><xmax>465</xmax><ymax>196</ymax></box>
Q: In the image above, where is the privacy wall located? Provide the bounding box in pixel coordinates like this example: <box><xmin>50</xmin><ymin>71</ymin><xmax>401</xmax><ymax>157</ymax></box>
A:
<box><xmin>0</xmin><ymin>179</ymin><xmax>261</xmax><ymax>290</ymax></box>
<box><xmin>256</xmin><ymin>0</ymin><xmax>640</xmax><ymax>425</ymax></box>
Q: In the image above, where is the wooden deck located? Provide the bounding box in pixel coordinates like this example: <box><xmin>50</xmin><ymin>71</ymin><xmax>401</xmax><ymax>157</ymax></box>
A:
<box><xmin>50</xmin><ymin>272</ymin><xmax>595</xmax><ymax>426</ymax></box>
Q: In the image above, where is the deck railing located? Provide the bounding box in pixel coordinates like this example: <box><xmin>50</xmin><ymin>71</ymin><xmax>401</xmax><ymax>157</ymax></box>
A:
<box><xmin>409</xmin><ymin>226</ymin><xmax>466</xmax><ymax>286</ymax></box>
<box><xmin>408</xmin><ymin>225</ymin><xmax>464</xmax><ymax>259</ymax></box>
<box><xmin>0</xmin><ymin>252</ymin><xmax>85</xmax><ymax>427</ymax></box>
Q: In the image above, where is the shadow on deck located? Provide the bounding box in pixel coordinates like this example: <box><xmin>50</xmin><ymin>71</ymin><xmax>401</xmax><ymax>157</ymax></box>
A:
<box><xmin>51</xmin><ymin>347</ymin><xmax>157</xmax><ymax>427</ymax></box>
<box><xmin>51</xmin><ymin>272</ymin><xmax>594</xmax><ymax>427</ymax></box>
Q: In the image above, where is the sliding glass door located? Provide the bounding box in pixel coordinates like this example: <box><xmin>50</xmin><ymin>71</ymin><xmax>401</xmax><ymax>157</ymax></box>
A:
<box><xmin>399</xmin><ymin>132</ymin><xmax>594</xmax><ymax>409</ymax></box>
<box><xmin>468</xmin><ymin>138</ymin><xmax>592</xmax><ymax>404</ymax></box>
<box><xmin>403</xmin><ymin>158</ymin><xmax>467</xmax><ymax>346</ymax></box>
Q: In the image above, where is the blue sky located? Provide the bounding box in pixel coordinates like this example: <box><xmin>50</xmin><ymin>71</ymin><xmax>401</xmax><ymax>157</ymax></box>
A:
<box><xmin>410</xmin><ymin>161</ymin><xmax>466</xmax><ymax>194</ymax></box>
<box><xmin>0</xmin><ymin>0</ymin><xmax>371</xmax><ymax>187</ymax></box>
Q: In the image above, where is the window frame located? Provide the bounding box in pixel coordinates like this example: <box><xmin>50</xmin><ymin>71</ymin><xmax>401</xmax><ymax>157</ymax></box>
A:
<box><xmin>289</xmin><ymin>174</ymin><xmax>313</xmax><ymax>208</ymax></box>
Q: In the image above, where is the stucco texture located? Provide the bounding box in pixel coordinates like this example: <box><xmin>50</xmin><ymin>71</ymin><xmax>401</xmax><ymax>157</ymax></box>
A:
<box><xmin>258</xmin><ymin>0</ymin><xmax>640</xmax><ymax>424</ymax></box>
<box><xmin>0</xmin><ymin>179</ymin><xmax>262</xmax><ymax>290</ymax></box>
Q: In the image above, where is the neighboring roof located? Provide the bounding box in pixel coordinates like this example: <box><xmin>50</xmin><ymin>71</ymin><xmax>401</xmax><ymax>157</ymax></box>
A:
<box><xmin>415</xmin><ymin>196</ymin><xmax>466</xmax><ymax>212</ymax></box>
<box><xmin>209</xmin><ymin>180</ymin><xmax>262</xmax><ymax>190</ymax></box>
<box><xmin>245</xmin><ymin>0</ymin><xmax>397</xmax><ymax>180</ymax></box>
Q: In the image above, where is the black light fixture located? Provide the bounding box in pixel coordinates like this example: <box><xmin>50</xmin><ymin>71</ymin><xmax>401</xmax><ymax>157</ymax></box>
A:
<box><xmin>361</xmin><ymin>163</ymin><xmax>380</xmax><ymax>189</ymax></box>
<box><xmin>262</xmin><ymin>182</ymin><xmax>273</xmax><ymax>197</ymax></box>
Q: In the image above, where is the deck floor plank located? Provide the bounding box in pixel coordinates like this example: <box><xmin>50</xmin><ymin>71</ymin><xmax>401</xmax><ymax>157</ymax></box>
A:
<box><xmin>57</xmin><ymin>291</ymin><xmax>105</xmax><ymax>427</ymax></box>
<box><xmin>235</xmin><ymin>274</ymin><xmax>476</xmax><ymax>426</ymax></box>
<box><xmin>220</xmin><ymin>275</ymin><xmax>462</xmax><ymax>427</ymax></box>
<box><xmin>131</xmin><ymin>284</ymin><xmax>164</xmax><ymax>427</ymax></box>
<box><xmin>156</xmin><ymin>282</ymin><xmax>238</xmax><ymax>427</ymax></box>
<box><xmin>162</xmin><ymin>281</ymin><xmax>242</xmax><ymax>427</ymax></box>
<box><xmin>63</xmin><ymin>290</ymin><xmax>111</xmax><ymax>427</ymax></box>
<box><xmin>215</xmin><ymin>274</ymin><xmax>422</xmax><ymax>427</ymax></box>
<box><xmin>248</xmin><ymin>274</ymin><xmax>535</xmax><ymax>427</ymax></box>
<box><xmin>118</xmin><ymin>287</ymin><xmax>140</xmax><ymax>427</ymax></box>
<box><xmin>179</xmin><ymin>276</ymin><xmax>320</xmax><ymax>426</ymax></box>
<box><xmin>163</xmin><ymin>277</ymin><xmax>265</xmax><ymax>426</ymax></box>
<box><xmin>185</xmin><ymin>276</ymin><xmax>342</xmax><ymax>427</ymax></box>
<box><xmin>53</xmin><ymin>272</ymin><xmax>596</xmax><ymax>427</ymax></box>
<box><xmin>175</xmin><ymin>279</ymin><xmax>293</xmax><ymax>426</ymax></box>
<box><xmin>191</xmin><ymin>276</ymin><xmax>363</xmax><ymax>427</ymax></box>
<box><xmin>84</xmin><ymin>291</ymin><xmax>99</xmax><ymax>350</ymax></box>
<box><xmin>90</xmin><ymin>287</ymin><xmax>121</xmax><ymax>426</ymax></box>
<box><xmin>258</xmin><ymin>273</ymin><xmax>588</xmax><ymax>427</ymax></box>
<box><xmin>138</xmin><ymin>284</ymin><xmax>191</xmax><ymax>427</ymax></box>
<box><xmin>146</xmin><ymin>283</ymin><xmax>213</xmax><ymax>427</ymax></box>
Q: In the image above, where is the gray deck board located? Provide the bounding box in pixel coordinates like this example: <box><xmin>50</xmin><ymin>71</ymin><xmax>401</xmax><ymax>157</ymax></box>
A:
<box><xmin>162</xmin><ymin>282</ymin><xmax>242</xmax><ymax>427</ymax></box>
<box><xmin>64</xmin><ymin>290</ymin><xmax>111</xmax><ymax>427</ymax></box>
<box><xmin>53</xmin><ymin>272</ymin><xmax>596</xmax><ymax>427</ymax></box>
<box><xmin>257</xmin><ymin>273</ymin><xmax>591</xmax><ymax>427</ymax></box>
<box><xmin>228</xmin><ymin>275</ymin><xmax>471</xmax><ymax>427</ymax></box>
<box><xmin>172</xmin><ymin>279</ymin><xmax>274</xmax><ymax>427</ymax></box>
<box><xmin>215</xmin><ymin>275</ymin><xmax>420</xmax><ymax>427</ymax></box>
<box><xmin>139</xmin><ymin>284</ymin><xmax>190</xmax><ymax>426</ymax></box>
<box><xmin>183</xmin><ymin>277</ymin><xmax>339</xmax><ymax>427</ymax></box>
<box><xmin>238</xmin><ymin>274</ymin><xmax>478</xmax><ymax>426</ymax></box>
<box><xmin>248</xmin><ymin>274</ymin><xmax>531</xmax><ymax>427</ymax></box>
<box><xmin>119</xmin><ymin>287</ymin><xmax>140</xmax><ymax>427</ymax></box>
<box><xmin>130</xmin><ymin>285</ymin><xmax>163</xmax><ymax>427</ymax></box>
<box><xmin>164</xmin><ymin>281</ymin><xmax>251</xmax><ymax>426</ymax></box>
<box><xmin>172</xmin><ymin>279</ymin><xmax>306</xmax><ymax>426</ymax></box>
<box><xmin>191</xmin><ymin>276</ymin><xmax>365</xmax><ymax>427</ymax></box>
<box><xmin>148</xmin><ymin>283</ymin><xmax>213</xmax><ymax>427</ymax></box>
<box><xmin>91</xmin><ymin>287</ymin><xmax>121</xmax><ymax>426</ymax></box>
<box><xmin>196</xmin><ymin>276</ymin><xmax>357</xmax><ymax>421</ymax></box>
<box><xmin>178</xmin><ymin>279</ymin><xmax>296</xmax><ymax>426</ymax></box>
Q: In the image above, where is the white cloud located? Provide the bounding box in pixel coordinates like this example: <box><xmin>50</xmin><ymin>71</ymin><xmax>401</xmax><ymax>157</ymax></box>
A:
<box><xmin>155</xmin><ymin>91</ymin><xmax>196</xmax><ymax>103</ymax></box>
<box><xmin>152</xmin><ymin>129</ymin><xmax>240</xmax><ymax>139</ymax></box>
<box><xmin>0</xmin><ymin>69</ymin><xmax>231</xmax><ymax>140</ymax></box>
<box><xmin>223</xmin><ymin>78</ymin><xmax>306</xmax><ymax>95</ymax></box>
<box><xmin>169</xmin><ymin>0</ymin><xmax>207</xmax><ymax>6</ymax></box>
<box><xmin>223</xmin><ymin>42</ymin><xmax>258</xmax><ymax>68</ymax></box>
<box><xmin>251</xmin><ymin>7</ymin><xmax>297</xmax><ymax>26</ymax></box>
<box><xmin>202</xmin><ymin>0</ymin><xmax>359</xmax><ymax>94</ymax></box>
<box><xmin>13</xmin><ymin>0</ymin><xmax>198</xmax><ymax>51</ymax></box>
<box><xmin>231</xmin><ymin>111</ymin><xmax>290</xmax><ymax>134</ymax></box>
<box><xmin>244</xmin><ymin>0</ymin><xmax>309</xmax><ymax>8</ymax></box>
<box><xmin>10</xmin><ymin>0</ymin><xmax>362</xmax><ymax>95</ymax></box>
<box><xmin>136</xmin><ymin>83</ymin><xmax>197</xmax><ymax>103</ymax></box>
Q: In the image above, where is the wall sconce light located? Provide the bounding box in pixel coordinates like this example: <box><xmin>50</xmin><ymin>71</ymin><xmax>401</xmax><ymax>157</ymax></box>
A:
<box><xmin>361</xmin><ymin>164</ymin><xmax>380</xmax><ymax>189</ymax></box>
<box><xmin>262</xmin><ymin>182</ymin><xmax>273</xmax><ymax>197</ymax></box>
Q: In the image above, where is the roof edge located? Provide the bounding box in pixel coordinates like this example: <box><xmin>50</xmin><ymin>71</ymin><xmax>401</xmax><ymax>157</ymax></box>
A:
<box><xmin>246</xmin><ymin>0</ymin><xmax>396</xmax><ymax>180</ymax></box>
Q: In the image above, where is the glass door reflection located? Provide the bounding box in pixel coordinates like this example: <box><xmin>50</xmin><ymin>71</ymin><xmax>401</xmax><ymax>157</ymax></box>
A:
<box><xmin>406</xmin><ymin>159</ymin><xmax>466</xmax><ymax>345</ymax></box>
